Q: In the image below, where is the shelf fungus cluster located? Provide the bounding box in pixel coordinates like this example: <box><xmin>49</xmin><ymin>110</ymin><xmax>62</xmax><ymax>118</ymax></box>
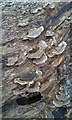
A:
<box><xmin>12</xmin><ymin>39</ymin><xmax>67</xmax><ymax>97</ymax></box>
<box><xmin>13</xmin><ymin>70</ymin><xmax>42</xmax><ymax>96</ymax></box>
<box><xmin>2</xmin><ymin>1</ymin><xmax>72</xmax><ymax>118</ymax></box>
<box><xmin>52</xmin><ymin>86</ymin><xmax>70</xmax><ymax>108</ymax></box>
<box><xmin>27</xmin><ymin>40</ymin><xmax>48</xmax><ymax>64</ymax></box>
<box><xmin>6</xmin><ymin>40</ymin><xmax>67</xmax><ymax>66</ymax></box>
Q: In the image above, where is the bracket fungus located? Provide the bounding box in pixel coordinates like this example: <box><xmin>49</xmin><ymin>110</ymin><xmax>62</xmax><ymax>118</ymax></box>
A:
<box><xmin>27</xmin><ymin>46</ymin><xmax>44</xmax><ymax>59</ymax></box>
<box><xmin>38</xmin><ymin>40</ymin><xmax>48</xmax><ymax>49</ymax></box>
<box><xmin>6</xmin><ymin>56</ymin><xmax>18</xmax><ymax>66</ymax></box>
<box><xmin>52</xmin><ymin>99</ymin><xmax>70</xmax><ymax>108</ymax></box>
<box><xmin>27</xmin><ymin>82</ymin><xmax>41</xmax><ymax>93</ymax></box>
<box><xmin>33</xmin><ymin>53</ymin><xmax>47</xmax><ymax>65</ymax></box>
<box><xmin>15</xmin><ymin>51</ymin><xmax>27</xmax><ymax>65</ymax></box>
<box><xmin>48</xmin><ymin>41</ymin><xmax>67</xmax><ymax>58</ymax></box>
<box><xmin>56</xmin><ymin>41</ymin><xmax>67</xmax><ymax>55</ymax></box>
<box><xmin>27</xmin><ymin>40</ymin><xmax>48</xmax><ymax>59</ymax></box>
<box><xmin>14</xmin><ymin>78</ymin><xmax>34</xmax><ymax>87</ymax></box>
<box><xmin>27</xmin><ymin>26</ymin><xmax>44</xmax><ymax>39</ymax></box>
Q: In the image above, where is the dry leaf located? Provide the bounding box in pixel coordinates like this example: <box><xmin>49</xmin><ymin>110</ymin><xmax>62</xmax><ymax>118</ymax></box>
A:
<box><xmin>39</xmin><ymin>82</ymin><xmax>49</xmax><ymax>92</ymax></box>
<box><xmin>52</xmin><ymin>54</ymin><xmax>64</xmax><ymax>67</ymax></box>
